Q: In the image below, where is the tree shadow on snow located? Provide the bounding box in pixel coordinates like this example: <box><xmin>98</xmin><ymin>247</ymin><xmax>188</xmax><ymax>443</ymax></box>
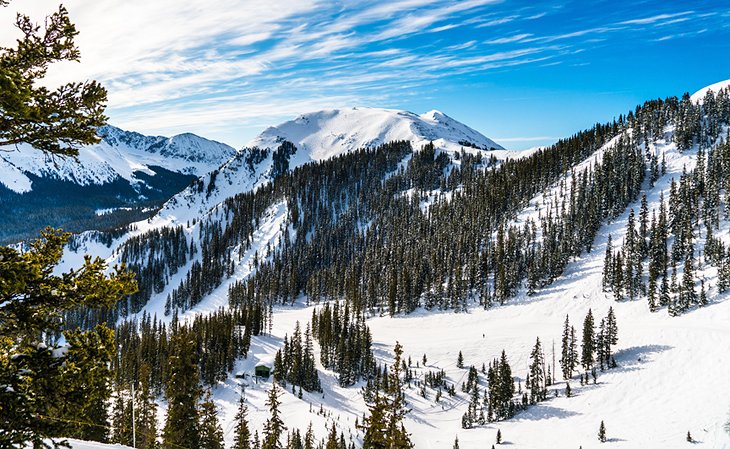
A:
<box><xmin>514</xmin><ymin>404</ymin><xmax>581</xmax><ymax>422</ymax></box>
<box><xmin>612</xmin><ymin>344</ymin><xmax>672</xmax><ymax>373</ymax></box>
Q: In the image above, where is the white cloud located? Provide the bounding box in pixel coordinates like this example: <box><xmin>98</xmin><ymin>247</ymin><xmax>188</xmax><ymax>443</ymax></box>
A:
<box><xmin>485</xmin><ymin>33</ymin><xmax>533</xmax><ymax>44</ymax></box>
<box><xmin>619</xmin><ymin>11</ymin><xmax>693</xmax><ymax>25</ymax></box>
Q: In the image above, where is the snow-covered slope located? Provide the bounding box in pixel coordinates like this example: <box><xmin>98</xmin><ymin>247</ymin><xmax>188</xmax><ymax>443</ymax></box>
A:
<box><xmin>250</xmin><ymin>107</ymin><xmax>504</xmax><ymax>161</ymax></box>
<box><xmin>691</xmin><ymin>79</ymin><xmax>730</xmax><ymax>103</ymax></box>
<box><xmin>166</xmin><ymin>120</ymin><xmax>730</xmax><ymax>449</ymax></box>
<box><xmin>0</xmin><ymin>125</ymin><xmax>237</xmax><ymax>194</ymax></box>
<box><xmin>66</xmin><ymin>440</ymin><xmax>131</xmax><ymax>449</ymax></box>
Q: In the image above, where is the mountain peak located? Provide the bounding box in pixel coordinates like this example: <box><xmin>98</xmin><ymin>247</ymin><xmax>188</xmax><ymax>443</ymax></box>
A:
<box><xmin>420</xmin><ymin>109</ymin><xmax>447</xmax><ymax>120</ymax></box>
<box><xmin>247</xmin><ymin>107</ymin><xmax>504</xmax><ymax>163</ymax></box>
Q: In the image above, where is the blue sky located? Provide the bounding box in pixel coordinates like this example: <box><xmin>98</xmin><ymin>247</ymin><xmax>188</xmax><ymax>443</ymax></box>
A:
<box><xmin>3</xmin><ymin>0</ymin><xmax>729</xmax><ymax>149</ymax></box>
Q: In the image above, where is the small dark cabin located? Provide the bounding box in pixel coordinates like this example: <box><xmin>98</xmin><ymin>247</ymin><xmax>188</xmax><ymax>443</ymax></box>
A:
<box><xmin>255</xmin><ymin>364</ymin><xmax>271</xmax><ymax>379</ymax></box>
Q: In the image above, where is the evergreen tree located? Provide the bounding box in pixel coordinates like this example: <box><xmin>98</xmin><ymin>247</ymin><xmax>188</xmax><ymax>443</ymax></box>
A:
<box><xmin>581</xmin><ymin>309</ymin><xmax>595</xmax><ymax>371</ymax></box>
<box><xmin>624</xmin><ymin>209</ymin><xmax>638</xmax><ymax>300</ymax></box>
<box><xmin>385</xmin><ymin>342</ymin><xmax>414</xmax><ymax>449</ymax></box>
<box><xmin>598</xmin><ymin>421</ymin><xmax>607</xmax><ymax>443</ymax></box>
<box><xmin>569</xmin><ymin>326</ymin><xmax>578</xmax><ymax>376</ymax></box>
<box><xmin>199</xmin><ymin>390</ymin><xmax>225</xmax><ymax>449</ymax></box>
<box><xmin>528</xmin><ymin>337</ymin><xmax>546</xmax><ymax>404</ymax></box>
<box><xmin>111</xmin><ymin>388</ymin><xmax>132</xmax><ymax>446</ymax></box>
<box><xmin>647</xmin><ymin>272</ymin><xmax>658</xmax><ymax>312</ymax></box>
<box><xmin>51</xmin><ymin>325</ymin><xmax>115</xmax><ymax>442</ymax></box>
<box><xmin>679</xmin><ymin>257</ymin><xmax>697</xmax><ymax>311</ymax></box>
<box><xmin>699</xmin><ymin>281</ymin><xmax>708</xmax><ymax>307</ymax></box>
<box><xmin>233</xmin><ymin>395</ymin><xmax>252</xmax><ymax>449</ymax></box>
<box><xmin>262</xmin><ymin>383</ymin><xmax>287</xmax><ymax>449</ymax></box>
<box><xmin>0</xmin><ymin>3</ymin><xmax>108</xmax><ymax>155</ymax></box>
<box><xmin>596</xmin><ymin>319</ymin><xmax>606</xmax><ymax>370</ymax></box>
<box><xmin>560</xmin><ymin>315</ymin><xmax>573</xmax><ymax>379</ymax></box>
<box><xmin>361</xmin><ymin>390</ymin><xmax>388</xmax><ymax>449</ymax></box>
<box><xmin>604</xmin><ymin>307</ymin><xmax>618</xmax><ymax>366</ymax></box>
<box><xmin>602</xmin><ymin>235</ymin><xmax>613</xmax><ymax>292</ymax></box>
<box><xmin>135</xmin><ymin>363</ymin><xmax>159</xmax><ymax>449</ymax></box>
<box><xmin>660</xmin><ymin>266</ymin><xmax>671</xmax><ymax>307</ymax></box>
<box><xmin>362</xmin><ymin>342</ymin><xmax>413</xmax><ymax>449</ymax></box>
<box><xmin>639</xmin><ymin>194</ymin><xmax>649</xmax><ymax>258</ymax></box>
<box><xmin>163</xmin><ymin>333</ymin><xmax>201</xmax><ymax>449</ymax></box>
<box><xmin>325</xmin><ymin>424</ymin><xmax>339</xmax><ymax>449</ymax></box>
<box><xmin>0</xmin><ymin>229</ymin><xmax>135</xmax><ymax>448</ymax></box>
<box><xmin>304</xmin><ymin>424</ymin><xmax>315</xmax><ymax>449</ymax></box>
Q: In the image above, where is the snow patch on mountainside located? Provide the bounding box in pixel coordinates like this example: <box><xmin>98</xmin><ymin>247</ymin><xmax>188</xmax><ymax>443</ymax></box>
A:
<box><xmin>0</xmin><ymin>155</ymin><xmax>33</xmax><ymax>193</ymax></box>
<box><xmin>150</xmin><ymin>150</ymin><xmax>268</xmax><ymax>228</ymax></box>
<box><xmin>67</xmin><ymin>440</ymin><xmax>131</xmax><ymax>449</ymax></box>
<box><xmin>137</xmin><ymin>201</ymin><xmax>290</xmax><ymax>324</ymax></box>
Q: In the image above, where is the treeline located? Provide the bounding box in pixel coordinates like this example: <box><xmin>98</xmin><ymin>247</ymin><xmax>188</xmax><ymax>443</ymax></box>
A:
<box><xmin>114</xmin><ymin>307</ymin><xmax>262</xmax><ymax>393</ymax></box>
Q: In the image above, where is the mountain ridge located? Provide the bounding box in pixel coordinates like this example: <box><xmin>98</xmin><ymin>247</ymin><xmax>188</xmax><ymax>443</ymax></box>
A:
<box><xmin>0</xmin><ymin>126</ymin><xmax>237</xmax><ymax>243</ymax></box>
<box><xmin>141</xmin><ymin>106</ymin><xmax>510</xmax><ymax>231</ymax></box>
<box><xmin>0</xmin><ymin>125</ymin><xmax>237</xmax><ymax>194</ymax></box>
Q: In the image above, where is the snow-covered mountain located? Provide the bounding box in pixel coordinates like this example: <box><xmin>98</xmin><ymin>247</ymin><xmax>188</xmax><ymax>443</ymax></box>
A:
<box><xmin>250</xmin><ymin>107</ymin><xmax>504</xmax><ymax>161</ymax></box>
<box><xmin>0</xmin><ymin>125</ymin><xmax>237</xmax><ymax>194</ymax></box>
<box><xmin>145</xmin><ymin>87</ymin><xmax>730</xmax><ymax>449</ymax></box>
<box><xmin>152</xmin><ymin>107</ymin><xmax>508</xmax><ymax>227</ymax></box>
<box><xmin>0</xmin><ymin>126</ymin><xmax>237</xmax><ymax>243</ymax></box>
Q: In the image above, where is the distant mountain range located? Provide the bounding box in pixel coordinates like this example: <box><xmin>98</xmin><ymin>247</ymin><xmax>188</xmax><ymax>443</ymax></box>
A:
<box><xmin>0</xmin><ymin>107</ymin><xmax>506</xmax><ymax>244</ymax></box>
<box><xmin>0</xmin><ymin>126</ymin><xmax>237</xmax><ymax>243</ymax></box>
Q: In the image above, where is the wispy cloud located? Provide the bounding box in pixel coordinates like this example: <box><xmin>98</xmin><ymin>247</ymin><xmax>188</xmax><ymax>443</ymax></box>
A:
<box><xmin>619</xmin><ymin>11</ymin><xmax>693</xmax><ymax>25</ymax></box>
<box><xmin>485</xmin><ymin>33</ymin><xmax>533</xmax><ymax>44</ymax></box>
